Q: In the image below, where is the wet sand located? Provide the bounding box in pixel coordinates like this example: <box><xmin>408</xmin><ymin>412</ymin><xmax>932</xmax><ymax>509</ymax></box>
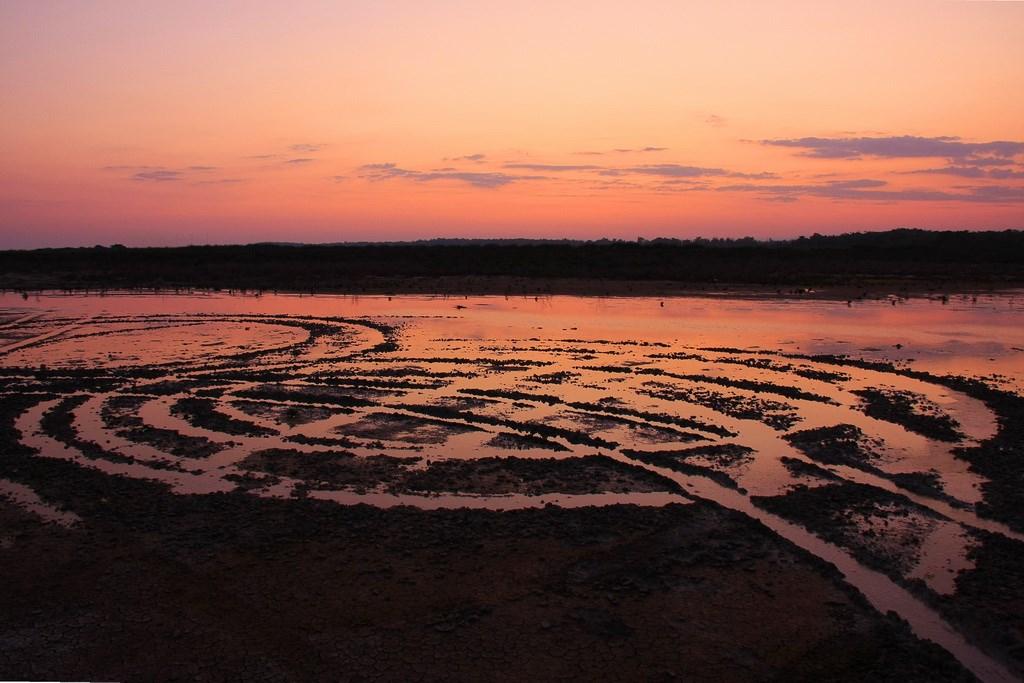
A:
<box><xmin>0</xmin><ymin>483</ymin><xmax>971</xmax><ymax>681</ymax></box>
<box><xmin>1</xmin><ymin>292</ymin><xmax>1023</xmax><ymax>681</ymax></box>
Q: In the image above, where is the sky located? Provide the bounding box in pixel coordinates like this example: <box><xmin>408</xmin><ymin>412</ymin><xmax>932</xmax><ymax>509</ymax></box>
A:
<box><xmin>1</xmin><ymin>0</ymin><xmax>1023</xmax><ymax>248</ymax></box>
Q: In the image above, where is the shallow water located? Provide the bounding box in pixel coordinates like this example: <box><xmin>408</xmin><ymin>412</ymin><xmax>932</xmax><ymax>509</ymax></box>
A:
<box><xmin>2</xmin><ymin>290</ymin><xmax>1024</xmax><ymax>682</ymax></box>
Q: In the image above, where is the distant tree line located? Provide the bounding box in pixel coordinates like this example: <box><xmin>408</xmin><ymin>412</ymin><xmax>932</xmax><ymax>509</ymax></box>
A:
<box><xmin>1</xmin><ymin>229</ymin><xmax>1021</xmax><ymax>292</ymax></box>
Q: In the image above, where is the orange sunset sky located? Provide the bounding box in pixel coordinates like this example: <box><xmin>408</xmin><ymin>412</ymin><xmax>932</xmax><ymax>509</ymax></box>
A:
<box><xmin>1</xmin><ymin>0</ymin><xmax>1023</xmax><ymax>248</ymax></box>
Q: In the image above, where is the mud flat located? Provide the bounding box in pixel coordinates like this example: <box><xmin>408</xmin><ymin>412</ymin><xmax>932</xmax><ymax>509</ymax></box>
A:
<box><xmin>623</xmin><ymin>444</ymin><xmax>756</xmax><ymax>490</ymax></box>
<box><xmin>753</xmin><ymin>479</ymin><xmax>1024</xmax><ymax>676</ymax></box>
<box><xmin>0</xmin><ymin>476</ymin><xmax>970</xmax><ymax>681</ymax></box>
<box><xmin>2</xmin><ymin>295</ymin><xmax>1024</xmax><ymax>680</ymax></box>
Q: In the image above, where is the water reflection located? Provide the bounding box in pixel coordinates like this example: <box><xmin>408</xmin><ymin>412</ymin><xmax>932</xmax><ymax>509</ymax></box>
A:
<box><xmin>2</xmin><ymin>291</ymin><xmax>1023</xmax><ymax>682</ymax></box>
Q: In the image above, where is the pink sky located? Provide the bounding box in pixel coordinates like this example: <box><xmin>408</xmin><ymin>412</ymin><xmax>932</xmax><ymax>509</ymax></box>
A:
<box><xmin>1</xmin><ymin>0</ymin><xmax>1023</xmax><ymax>247</ymax></box>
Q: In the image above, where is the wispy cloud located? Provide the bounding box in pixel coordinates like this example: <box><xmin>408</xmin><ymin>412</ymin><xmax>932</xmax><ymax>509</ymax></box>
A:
<box><xmin>283</xmin><ymin>158</ymin><xmax>315</xmax><ymax>165</ymax></box>
<box><xmin>622</xmin><ymin>164</ymin><xmax>725</xmax><ymax>177</ymax></box>
<box><xmin>359</xmin><ymin>162</ymin><xmax>547</xmax><ymax>188</ymax></box>
<box><xmin>906</xmin><ymin>165</ymin><xmax>1024</xmax><ymax>180</ymax></box>
<box><xmin>762</xmin><ymin>135</ymin><xmax>1024</xmax><ymax>162</ymax></box>
<box><xmin>651</xmin><ymin>179</ymin><xmax>714</xmax><ymax>193</ymax></box>
<box><xmin>959</xmin><ymin>156</ymin><xmax>1020</xmax><ymax>167</ymax></box>
<box><xmin>446</xmin><ymin>153</ymin><xmax>487</xmax><ymax>162</ymax></box>
<box><xmin>717</xmin><ymin>178</ymin><xmax>1024</xmax><ymax>203</ymax></box>
<box><xmin>195</xmin><ymin>178</ymin><xmax>245</xmax><ymax>186</ymax></box>
<box><xmin>573</xmin><ymin>146</ymin><xmax>668</xmax><ymax>156</ymax></box>
<box><xmin>102</xmin><ymin>164</ymin><xmax>162</xmax><ymax>172</ymax></box>
<box><xmin>617</xmin><ymin>164</ymin><xmax>778</xmax><ymax>180</ymax></box>
<box><xmin>360</xmin><ymin>159</ymin><xmax>782</xmax><ymax>192</ymax></box>
<box><xmin>729</xmin><ymin>171</ymin><xmax>780</xmax><ymax>180</ymax></box>
<box><xmin>989</xmin><ymin>168</ymin><xmax>1024</xmax><ymax>179</ymax></box>
<box><xmin>246</xmin><ymin>143</ymin><xmax>324</xmax><ymax>160</ymax></box>
<box><xmin>962</xmin><ymin>185</ymin><xmax>1024</xmax><ymax>203</ymax></box>
<box><xmin>504</xmin><ymin>163</ymin><xmax>603</xmax><ymax>172</ymax></box>
<box><xmin>133</xmin><ymin>170</ymin><xmax>182</xmax><ymax>182</ymax></box>
<box><xmin>105</xmin><ymin>164</ymin><xmax>238</xmax><ymax>185</ymax></box>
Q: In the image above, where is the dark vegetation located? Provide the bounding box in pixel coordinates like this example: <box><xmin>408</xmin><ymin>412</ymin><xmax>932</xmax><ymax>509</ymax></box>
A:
<box><xmin>2</xmin><ymin>229</ymin><xmax>1023</xmax><ymax>293</ymax></box>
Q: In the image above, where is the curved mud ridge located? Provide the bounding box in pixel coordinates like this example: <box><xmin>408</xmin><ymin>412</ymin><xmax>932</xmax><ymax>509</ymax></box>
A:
<box><xmin>1</xmin><ymin>309</ymin><xmax>1023</xmax><ymax>681</ymax></box>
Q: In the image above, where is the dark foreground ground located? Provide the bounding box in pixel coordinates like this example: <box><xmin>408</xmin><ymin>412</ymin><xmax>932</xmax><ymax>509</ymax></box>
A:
<box><xmin>2</xmin><ymin>229</ymin><xmax>1023</xmax><ymax>296</ymax></box>
<box><xmin>0</xmin><ymin>455</ymin><xmax>969</xmax><ymax>682</ymax></box>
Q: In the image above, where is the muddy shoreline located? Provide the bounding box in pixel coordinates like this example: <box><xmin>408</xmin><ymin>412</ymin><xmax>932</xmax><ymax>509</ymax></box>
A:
<box><xmin>6</xmin><ymin>278</ymin><xmax>1024</xmax><ymax>301</ymax></box>
<box><xmin>2</xmin><ymin>297</ymin><xmax>1023</xmax><ymax>680</ymax></box>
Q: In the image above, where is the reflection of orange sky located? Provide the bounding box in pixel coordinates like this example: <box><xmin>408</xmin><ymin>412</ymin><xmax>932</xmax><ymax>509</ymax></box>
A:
<box><xmin>6</xmin><ymin>291</ymin><xmax>1024</xmax><ymax>387</ymax></box>
<box><xmin>2</xmin><ymin>1</ymin><xmax>1023</xmax><ymax>247</ymax></box>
